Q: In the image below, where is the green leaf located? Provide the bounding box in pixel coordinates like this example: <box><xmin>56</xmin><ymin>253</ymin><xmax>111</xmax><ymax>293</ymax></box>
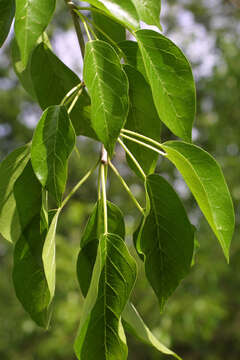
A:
<box><xmin>161</xmin><ymin>141</ymin><xmax>235</xmax><ymax>261</ymax></box>
<box><xmin>136</xmin><ymin>174</ymin><xmax>194</xmax><ymax>310</ymax></box>
<box><xmin>11</xmin><ymin>37</ymin><xmax>36</xmax><ymax>100</ymax></box>
<box><xmin>74</xmin><ymin>233</ymin><xmax>137</xmax><ymax>360</ymax></box>
<box><xmin>122</xmin><ymin>303</ymin><xmax>181</xmax><ymax>360</ymax></box>
<box><xmin>42</xmin><ymin>209</ymin><xmax>60</xmax><ymax>300</ymax></box>
<box><xmin>31</xmin><ymin>105</ymin><xmax>75</xmax><ymax>206</ymax></box>
<box><xmin>0</xmin><ymin>0</ymin><xmax>15</xmax><ymax>47</ymax></box>
<box><xmin>0</xmin><ymin>144</ymin><xmax>30</xmax><ymax>243</ymax></box>
<box><xmin>77</xmin><ymin>200</ymin><xmax>125</xmax><ymax>296</ymax></box>
<box><xmin>83</xmin><ymin>40</ymin><xmax>129</xmax><ymax>156</ymax></box>
<box><xmin>118</xmin><ymin>40</ymin><xmax>147</xmax><ymax>80</ymax></box>
<box><xmin>14</xmin><ymin>0</ymin><xmax>56</xmax><ymax>66</ymax></box>
<box><xmin>30</xmin><ymin>42</ymin><xmax>96</xmax><ymax>139</ymax></box>
<box><xmin>136</xmin><ymin>30</ymin><xmax>196</xmax><ymax>142</ymax></box>
<box><xmin>92</xmin><ymin>10</ymin><xmax>126</xmax><ymax>44</ymax></box>
<box><xmin>87</xmin><ymin>0</ymin><xmax>139</xmax><ymax>30</ymax></box>
<box><xmin>131</xmin><ymin>0</ymin><xmax>162</xmax><ymax>29</ymax></box>
<box><xmin>13</xmin><ymin>162</ymin><xmax>51</xmax><ymax>327</ymax></box>
<box><xmin>123</xmin><ymin>64</ymin><xmax>161</xmax><ymax>176</ymax></box>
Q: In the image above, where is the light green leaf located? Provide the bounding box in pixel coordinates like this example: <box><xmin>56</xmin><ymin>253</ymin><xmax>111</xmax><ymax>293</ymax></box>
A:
<box><xmin>92</xmin><ymin>10</ymin><xmax>126</xmax><ymax>44</ymax></box>
<box><xmin>136</xmin><ymin>174</ymin><xmax>194</xmax><ymax>310</ymax></box>
<box><xmin>87</xmin><ymin>0</ymin><xmax>139</xmax><ymax>30</ymax></box>
<box><xmin>161</xmin><ymin>141</ymin><xmax>235</xmax><ymax>261</ymax></box>
<box><xmin>30</xmin><ymin>42</ymin><xmax>96</xmax><ymax>139</ymax></box>
<box><xmin>42</xmin><ymin>209</ymin><xmax>60</xmax><ymax>300</ymax></box>
<box><xmin>131</xmin><ymin>0</ymin><xmax>162</xmax><ymax>29</ymax></box>
<box><xmin>74</xmin><ymin>233</ymin><xmax>137</xmax><ymax>360</ymax></box>
<box><xmin>123</xmin><ymin>303</ymin><xmax>181</xmax><ymax>360</ymax></box>
<box><xmin>136</xmin><ymin>29</ymin><xmax>196</xmax><ymax>142</ymax></box>
<box><xmin>31</xmin><ymin>105</ymin><xmax>75</xmax><ymax>206</ymax></box>
<box><xmin>118</xmin><ymin>40</ymin><xmax>147</xmax><ymax>80</ymax></box>
<box><xmin>77</xmin><ymin>200</ymin><xmax>125</xmax><ymax>296</ymax></box>
<box><xmin>83</xmin><ymin>40</ymin><xmax>129</xmax><ymax>156</ymax></box>
<box><xmin>123</xmin><ymin>64</ymin><xmax>161</xmax><ymax>176</ymax></box>
<box><xmin>14</xmin><ymin>0</ymin><xmax>56</xmax><ymax>66</ymax></box>
<box><xmin>13</xmin><ymin>162</ymin><xmax>51</xmax><ymax>327</ymax></box>
<box><xmin>0</xmin><ymin>144</ymin><xmax>30</xmax><ymax>243</ymax></box>
<box><xmin>0</xmin><ymin>0</ymin><xmax>15</xmax><ymax>47</ymax></box>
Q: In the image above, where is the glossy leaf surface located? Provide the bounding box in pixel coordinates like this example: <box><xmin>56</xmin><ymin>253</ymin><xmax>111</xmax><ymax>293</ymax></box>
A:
<box><xmin>31</xmin><ymin>42</ymin><xmax>96</xmax><ymax>138</ymax></box>
<box><xmin>136</xmin><ymin>30</ymin><xmax>196</xmax><ymax>141</ymax></box>
<box><xmin>161</xmin><ymin>141</ymin><xmax>235</xmax><ymax>260</ymax></box>
<box><xmin>31</xmin><ymin>105</ymin><xmax>75</xmax><ymax>205</ymax></box>
<box><xmin>77</xmin><ymin>200</ymin><xmax>125</xmax><ymax>296</ymax></box>
<box><xmin>123</xmin><ymin>65</ymin><xmax>161</xmax><ymax>176</ymax></box>
<box><xmin>136</xmin><ymin>174</ymin><xmax>194</xmax><ymax>310</ymax></box>
<box><xmin>13</xmin><ymin>163</ymin><xmax>51</xmax><ymax>327</ymax></box>
<box><xmin>0</xmin><ymin>144</ymin><xmax>30</xmax><ymax>243</ymax></box>
<box><xmin>15</xmin><ymin>0</ymin><xmax>56</xmax><ymax>66</ymax></box>
<box><xmin>87</xmin><ymin>0</ymin><xmax>139</xmax><ymax>30</ymax></box>
<box><xmin>123</xmin><ymin>303</ymin><xmax>181</xmax><ymax>359</ymax></box>
<box><xmin>0</xmin><ymin>0</ymin><xmax>15</xmax><ymax>47</ymax></box>
<box><xmin>75</xmin><ymin>233</ymin><xmax>137</xmax><ymax>360</ymax></box>
<box><xmin>83</xmin><ymin>40</ymin><xmax>129</xmax><ymax>156</ymax></box>
<box><xmin>131</xmin><ymin>0</ymin><xmax>162</xmax><ymax>29</ymax></box>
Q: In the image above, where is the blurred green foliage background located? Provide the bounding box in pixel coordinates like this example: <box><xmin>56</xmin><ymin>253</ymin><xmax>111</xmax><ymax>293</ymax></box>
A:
<box><xmin>0</xmin><ymin>1</ymin><xmax>240</xmax><ymax>359</ymax></box>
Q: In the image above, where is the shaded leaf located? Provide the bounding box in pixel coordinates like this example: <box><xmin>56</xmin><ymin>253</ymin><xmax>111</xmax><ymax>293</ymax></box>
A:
<box><xmin>87</xmin><ymin>0</ymin><xmax>139</xmax><ymax>30</ymax></box>
<box><xmin>30</xmin><ymin>42</ymin><xmax>96</xmax><ymax>139</ymax></box>
<box><xmin>0</xmin><ymin>0</ymin><xmax>15</xmax><ymax>47</ymax></box>
<box><xmin>123</xmin><ymin>64</ymin><xmax>161</xmax><ymax>176</ymax></box>
<box><xmin>123</xmin><ymin>303</ymin><xmax>181</xmax><ymax>360</ymax></box>
<box><xmin>136</xmin><ymin>174</ymin><xmax>194</xmax><ymax>310</ymax></box>
<box><xmin>136</xmin><ymin>29</ymin><xmax>196</xmax><ymax>141</ymax></box>
<box><xmin>15</xmin><ymin>0</ymin><xmax>56</xmax><ymax>66</ymax></box>
<box><xmin>77</xmin><ymin>200</ymin><xmax>125</xmax><ymax>296</ymax></box>
<box><xmin>131</xmin><ymin>0</ymin><xmax>162</xmax><ymax>29</ymax></box>
<box><xmin>92</xmin><ymin>10</ymin><xmax>126</xmax><ymax>44</ymax></box>
<box><xmin>74</xmin><ymin>233</ymin><xmax>137</xmax><ymax>360</ymax></box>
<box><xmin>83</xmin><ymin>40</ymin><xmax>129</xmax><ymax>156</ymax></box>
<box><xmin>118</xmin><ymin>40</ymin><xmax>147</xmax><ymax>80</ymax></box>
<box><xmin>31</xmin><ymin>105</ymin><xmax>75</xmax><ymax>206</ymax></box>
<box><xmin>161</xmin><ymin>141</ymin><xmax>235</xmax><ymax>260</ymax></box>
<box><xmin>0</xmin><ymin>144</ymin><xmax>30</xmax><ymax>243</ymax></box>
<box><xmin>13</xmin><ymin>162</ymin><xmax>51</xmax><ymax>327</ymax></box>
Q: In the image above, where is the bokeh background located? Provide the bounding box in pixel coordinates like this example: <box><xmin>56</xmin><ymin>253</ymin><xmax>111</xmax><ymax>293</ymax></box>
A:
<box><xmin>0</xmin><ymin>1</ymin><xmax>240</xmax><ymax>359</ymax></box>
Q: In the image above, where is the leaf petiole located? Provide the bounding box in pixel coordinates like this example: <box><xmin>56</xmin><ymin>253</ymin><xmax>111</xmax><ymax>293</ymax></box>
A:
<box><xmin>121</xmin><ymin>128</ymin><xmax>166</xmax><ymax>153</ymax></box>
<box><xmin>60</xmin><ymin>83</ymin><xmax>82</xmax><ymax>106</ymax></box>
<box><xmin>101</xmin><ymin>163</ymin><xmax>108</xmax><ymax>234</ymax></box>
<box><xmin>67</xmin><ymin>87</ymin><xmax>83</xmax><ymax>115</ymax></box>
<box><xmin>118</xmin><ymin>138</ymin><xmax>146</xmax><ymax>180</ymax></box>
<box><xmin>120</xmin><ymin>133</ymin><xmax>166</xmax><ymax>157</ymax></box>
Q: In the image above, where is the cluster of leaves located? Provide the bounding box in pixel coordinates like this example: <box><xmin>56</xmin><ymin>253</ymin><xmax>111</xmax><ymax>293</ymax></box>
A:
<box><xmin>0</xmin><ymin>0</ymin><xmax>235</xmax><ymax>359</ymax></box>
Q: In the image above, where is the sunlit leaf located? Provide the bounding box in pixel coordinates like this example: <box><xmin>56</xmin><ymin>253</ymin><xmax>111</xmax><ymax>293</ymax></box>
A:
<box><xmin>0</xmin><ymin>0</ymin><xmax>15</xmax><ymax>47</ymax></box>
<box><xmin>15</xmin><ymin>0</ymin><xmax>56</xmax><ymax>66</ymax></box>
<box><xmin>135</xmin><ymin>174</ymin><xmax>194</xmax><ymax>310</ymax></box>
<box><xmin>0</xmin><ymin>144</ymin><xmax>30</xmax><ymax>243</ymax></box>
<box><xmin>83</xmin><ymin>40</ymin><xmax>129</xmax><ymax>156</ymax></box>
<box><xmin>131</xmin><ymin>0</ymin><xmax>162</xmax><ymax>29</ymax></box>
<box><xmin>136</xmin><ymin>29</ymin><xmax>196</xmax><ymax>141</ymax></box>
<box><xmin>31</xmin><ymin>105</ymin><xmax>75</xmax><ymax>206</ymax></box>
<box><xmin>161</xmin><ymin>141</ymin><xmax>235</xmax><ymax>261</ymax></box>
<box><xmin>74</xmin><ymin>233</ymin><xmax>137</xmax><ymax>360</ymax></box>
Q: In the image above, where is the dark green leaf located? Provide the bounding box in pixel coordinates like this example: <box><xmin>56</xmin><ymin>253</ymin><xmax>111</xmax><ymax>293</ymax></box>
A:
<box><xmin>13</xmin><ymin>162</ymin><xmax>51</xmax><ymax>327</ymax></box>
<box><xmin>136</xmin><ymin>174</ymin><xmax>194</xmax><ymax>310</ymax></box>
<box><xmin>136</xmin><ymin>29</ymin><xmax>196</xmax><ymax>141</ymax></box>
<box><xmin>87</xmin><ymin>0</ymin><xmax>139</xmax><ymax>30</ymax></box>
<box><xmin>15</xmin><ymin>0</ymin><xmax>56</xmax><ymax>66</ymax></box>
<box><xmin>0</xmin><ymin>144</ymin><xmax>30</xmax><ymax>243</ymax></box>
<box><xmin>77</xmin><ymin>200</ymin><xmax>125</xmax><ymax>296</ymax></box>
<box><xmin>92</xmin><ymin>10</ymin><xmax>126</xmax><ymax>44</ymax></box>
<box><xmin>118</xmin><ymin>40</ymin><xmax>147</xmax><ymax>80</ymax></box>
<box><xmin>83</xmin><ymin>40</ymin><xmax>129</xmax><ymax>156</ymax></box>
<box><xmin>30</xmin><ymin>42</ymin><xmax>96</xmax><ymax>139</ymax></box>
<box><xmin>123</xmin><ymin>64</ymin><xmax>161</xmax><ymax>176</ymax></box>
<box><xmin>161</xmin><ymin>141</ymin><xmax>235</xmax><ymax>261</ymax></box>
<box><xmin>0</xmin><ymin>0</ymin><xmax>15</xmax><ymax>47</ymax></box>
<box><xmin>31</xmin><ymin>105</ymin><xmax>75</xmax><ymax>206</ymax></box>
<box><xmin>131</xmin><ymin>0</ymin><xmax>162</xmax><ymax>29</ymax></box>
<box><xmin>123</xmin><ymin>303</ymin><xmax>181</xmax><ymax>359</ymax></box>
<box><xmin>74</xmin><ymin>233</ymin><xmax>137</xmax><ymax>360</ymax></box>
